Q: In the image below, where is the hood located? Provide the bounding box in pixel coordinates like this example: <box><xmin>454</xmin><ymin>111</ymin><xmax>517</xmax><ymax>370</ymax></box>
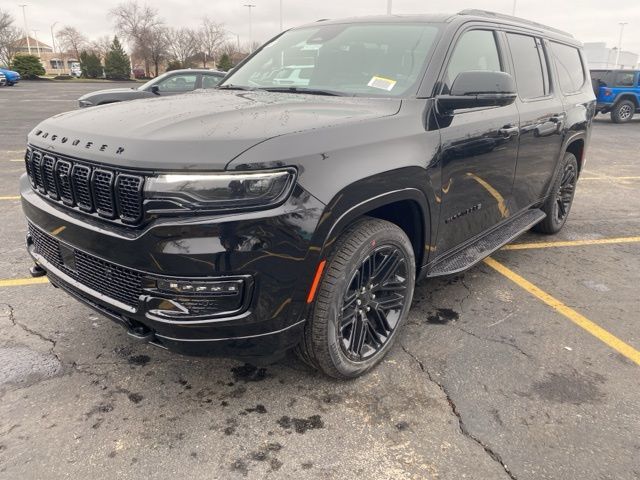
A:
<box><xmin>28</xmin><ymin>89</ymin><xmax>401</xmax><ymax>170</ymax></box>
<box><xmin>80</xmin><ymin>87</ymin><xmax>139</xmax><ymax>97</ymax></box>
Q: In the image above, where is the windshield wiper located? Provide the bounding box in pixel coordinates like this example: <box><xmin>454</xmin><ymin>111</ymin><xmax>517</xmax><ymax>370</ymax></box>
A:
<box><xmin>217</xmin><ymin>84</ymin><xmax>257</xmax><ymax>91</ymax></box>
<box><xmin>262</xmin><ymin>86</ymin><xmax>345</xmax><ymax>96</ymax></box>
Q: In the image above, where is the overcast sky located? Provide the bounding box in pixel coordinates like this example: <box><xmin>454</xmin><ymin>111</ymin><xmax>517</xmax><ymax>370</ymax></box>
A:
<box><xmin>8</xmin><ymin>0</ymin><xmax>640</xmax><ymax>55</ymax></box>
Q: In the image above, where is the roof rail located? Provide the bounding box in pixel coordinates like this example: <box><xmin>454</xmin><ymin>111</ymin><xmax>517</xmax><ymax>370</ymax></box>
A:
<box><xmin>458</xmin><ymin>9</ymin><xmax>573</xmax><ymax>38</ymax></box>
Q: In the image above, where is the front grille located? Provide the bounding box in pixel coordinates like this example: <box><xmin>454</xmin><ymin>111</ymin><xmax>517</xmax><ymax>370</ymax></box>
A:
<box><xmin>29</xmin><ymin>223</ymin><xmax>143</xmax><ymax>309</ymax></box>
<box><xmin>25</xmin><ymin>147</ymin><xmax>145</xmax><ymax>225</ymax></box>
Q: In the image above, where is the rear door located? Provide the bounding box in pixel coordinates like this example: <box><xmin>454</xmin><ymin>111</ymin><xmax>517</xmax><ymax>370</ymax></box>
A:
<box><xmin>504</xmin><ymin>31</ymin><xmax>565</xmax><ymax>209</ymax></box>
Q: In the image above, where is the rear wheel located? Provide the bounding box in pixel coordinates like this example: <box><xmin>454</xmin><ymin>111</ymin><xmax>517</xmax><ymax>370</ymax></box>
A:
<box><xmin>297</xmin><ymin>218</ymin><xmax>415</xmax><ymax>379</ymax></box>
<box><xmin>611</xmin><ymin>99</ymin><xmax>635</xmax><ymax>123</ymax></box>
<box><xmin>533</xmin><ymin>152</ymin><xmax>578</xmax><ymax>234</ymax></box>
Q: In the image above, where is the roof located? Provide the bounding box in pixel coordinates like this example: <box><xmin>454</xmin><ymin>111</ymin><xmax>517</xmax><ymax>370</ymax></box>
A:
<box><xmin>15</xmin><ymin>36</ymin><xmax>53</xmax><ymax>52</ymax></box>
<box><xmin>298</xmin><ymin>10</ymin><xmax>576</xmax><ymax>44</ymax></box>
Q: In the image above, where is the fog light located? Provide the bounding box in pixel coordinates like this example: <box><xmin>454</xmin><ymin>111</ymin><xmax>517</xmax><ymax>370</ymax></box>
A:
<box><xmin>156</xmin><ymin>279</ymin><xmax>243</xmax><ymax>296</ymax></box>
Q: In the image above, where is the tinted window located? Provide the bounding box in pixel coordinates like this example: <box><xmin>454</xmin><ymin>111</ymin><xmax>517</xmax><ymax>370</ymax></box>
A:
<box><xmin>444</xmin><ymin>30</ymin><xmax>502</xmax><ymax>92</ymax></box>
<box><xmin>507</xmin><ymin>33</ymin><xmax>548</xmax><ymax>99</ymax></box>
<box><xmin>156</xmin><ymin>74</ymin><xmax>197</xmax><ymax>92</ymax></box>
<box><xmin>202</xmin><ymin>74</ymin><xmax>223</xmax><ymax>89</ymax></box>
<box><xmin>550</xmin><ymin>42</ymin><xmax>585</xmax><ymax>93</ymax></box>
<box><xmin>614</xmin><ymin>72</ymin><xmax>636</xmax><ymax>87</ymax></box>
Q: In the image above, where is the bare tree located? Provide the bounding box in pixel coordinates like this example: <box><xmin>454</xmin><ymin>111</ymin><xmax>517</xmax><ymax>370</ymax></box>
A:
<box><xmin>56</xmin><ymin>26</ymin><xmax>87</xmax><ymax>60</ymax></box>
<box><xmin>110</xmin><ymin>1</ymin><xmax>162</xmax><ymax>76</ymax></box>
<box><xmin>0</xmin><ymin>10</ymin><xmax>21</xmax><ymax>66</ymax></box>
<box><xmin>199</xmin><ymin>17</ymin><xmax>226</xmax><ymax>68</ymax></box>
<box><xmin>90</xmin><ymin>35</ymin><xmax>112</xmax><ymax>61</ymax></box>
<box><xmin>145</xmin><ymin>26</ymin><xmax>169</xmax><ymax>76</ymax></box>
<box><xmin>167</xmin><ymin>27</ymin><xmax>198</xmax><ymax>68</ymax></box>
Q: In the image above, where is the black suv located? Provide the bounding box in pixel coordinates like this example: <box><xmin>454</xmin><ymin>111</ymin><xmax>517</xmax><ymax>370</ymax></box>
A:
<box><xmin>21</xmin><ymin>10</ymin><xmax>594</xmax><ymax>378</ymax></box>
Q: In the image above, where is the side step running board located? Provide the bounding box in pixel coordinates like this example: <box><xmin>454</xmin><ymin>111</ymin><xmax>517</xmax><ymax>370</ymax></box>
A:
<box><xmin>427</xmin><ymin>209</ymin><xmax>546</xmax><ymax>277</ymax></box>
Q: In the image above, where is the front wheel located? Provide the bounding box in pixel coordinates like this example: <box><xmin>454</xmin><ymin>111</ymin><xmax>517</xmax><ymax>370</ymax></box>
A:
<box><xmin>611</xmin><ymin>100</ymin><xmax>635</xmax><ymax>123</ymax></box>
<box><xmin>297</xmin><ymin>218</ymin><xmax>415</xmax><ymax>379</ymax></box>
<box><xmin>533</xmin><ymin>152</ymin><xmax>578</xmax><ymax>234</ymax></box>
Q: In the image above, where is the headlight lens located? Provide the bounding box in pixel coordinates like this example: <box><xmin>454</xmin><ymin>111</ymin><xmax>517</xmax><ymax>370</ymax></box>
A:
<box><xmin>145</xmin><ymin>170</ymin><xmax>296</xmax><ymax>211</ymax></box>
<box><xmin>78</xmin><ymin>99</ymin><xmax>93</xmax><ymax>107</ymax></box>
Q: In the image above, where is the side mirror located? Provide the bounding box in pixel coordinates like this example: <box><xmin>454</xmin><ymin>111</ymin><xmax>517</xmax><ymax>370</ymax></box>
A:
<box><xmin>437</xmin><ymin>71</ymin><xmax>517</xmax><ymax>114</ymax></box>
<box><xmin>151</xmin><ymin>85</ymin><xmax>160</xmax><ymax>95</ymax></box>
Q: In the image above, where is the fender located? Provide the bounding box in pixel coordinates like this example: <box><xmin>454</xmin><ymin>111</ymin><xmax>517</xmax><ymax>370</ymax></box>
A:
<box><xmin>308</xmin><ymin>166</ymin><xmax>437</xmax><ymax>273</ymax></box>
<box><xmin>613</xmin><ymin>92</ymin><xmax>640</xmax><ymax>108</ymax></box>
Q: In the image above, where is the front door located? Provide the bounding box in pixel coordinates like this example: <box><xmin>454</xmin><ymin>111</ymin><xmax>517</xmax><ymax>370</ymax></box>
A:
<box><xmin>435</xmin><ymin>28</ymin><xmax>520</xmax><ymax>255</ymax></box>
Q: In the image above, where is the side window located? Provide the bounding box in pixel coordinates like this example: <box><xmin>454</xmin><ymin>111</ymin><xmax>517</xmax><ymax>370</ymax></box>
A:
<box><xmin>506</xmin><ymin>33</ymin><xmax>549</xmax><ymax>99</ymax></box>
<box><xmin>202</xmin><ymin>75</ymin><xmax>223</xmax><ymax>89</ymax></box>
<box><xmin>156</xmin><ymin>74</ymin><xmax>197</xmax><ymax>92</ymax></box>
<box><xmin>614</xmin><ymin>72</ymin><xmax>635</xmax><ymax>87</ymax></box>
<box><xmin>549</xmin><ymin>42</ymin><xmax>585</xmax><ymax>94</ymax></box>
<box><xmin>443</xmin><ymin>30</ymin><xmax>502</xmax><ymax>93</ymax></box>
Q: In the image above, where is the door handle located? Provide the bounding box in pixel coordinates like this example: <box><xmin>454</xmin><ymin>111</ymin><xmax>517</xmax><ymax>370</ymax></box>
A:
<box><xmin>498</xmin><ymin>125</ymin><xmax>519</xmax><ymax>136</ymax></box>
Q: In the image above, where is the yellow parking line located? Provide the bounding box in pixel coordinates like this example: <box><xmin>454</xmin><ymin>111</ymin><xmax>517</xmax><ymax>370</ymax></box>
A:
<box><xmin>0</xmin><ymin>196</ymin><xmax>20</xmax><ymax>201</ymax></box>
<box><xmin>0</xmin><ymin>277</ymin><xmax>49</xmax><ymax>287</ymax></box>
<box><xmin>484</xmin><ymin>257</ymin><xmax>640</xmax><ymax>366</ymax></box>
<box><xmin>503</xmin><ymin>236</ymin><xmax>640</xmax><ymax>250</ymax></box>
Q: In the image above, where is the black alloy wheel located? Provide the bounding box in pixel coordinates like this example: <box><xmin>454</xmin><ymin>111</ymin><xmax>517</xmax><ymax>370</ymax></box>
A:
<box><xmin>296</xmin><ymin>217</ymin><xmax>415</xmax><ymax>379</ymax></box>
<box><xmin>554</xmin><ymin>162</ymin><xmax>577</xmax><ymax>223</ymax></box>
<box><xmin>533</xmin><ymin>152</ymin><xmax>578</xmax><ymax>234</ymax></box>
<box><xmin>338</xmin><ymin>245</ymin><xmax>408</xmax><ymax>361</ymax></box>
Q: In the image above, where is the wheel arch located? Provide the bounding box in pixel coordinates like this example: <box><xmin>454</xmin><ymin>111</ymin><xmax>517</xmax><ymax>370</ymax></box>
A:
<box><xmin>614</xmin><ymin>93</ymin><xmax>639</xmax><ymax>108</ymax></box>
<box><xmin>318</xmin><ymin>187</ymin><xmax>433</xmax><ymax>276</ymax></box>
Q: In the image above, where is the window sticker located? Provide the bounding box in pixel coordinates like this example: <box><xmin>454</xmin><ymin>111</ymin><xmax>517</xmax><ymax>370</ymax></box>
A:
<box><xmin>368</xmin><ymin>75</ymin><xmax>397</xmax><ymax>91</ymax></box>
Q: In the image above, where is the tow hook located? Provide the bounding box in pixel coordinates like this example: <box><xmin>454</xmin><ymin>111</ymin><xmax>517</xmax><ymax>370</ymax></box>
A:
<box><xmin>29</xmin><ymin>263</ymin><xmax>47</xmax><ymax>278</ymax></box>
<box><xmin>126</xmin><ymin>323</ymin><xmax>156</xmax><ymax>342</ymax></box>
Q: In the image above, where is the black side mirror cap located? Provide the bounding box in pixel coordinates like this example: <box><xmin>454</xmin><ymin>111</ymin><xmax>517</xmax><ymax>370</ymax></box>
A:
<box><xmin>151</xmin><ymin>85</ymin><xmax>160</xmax><ymax>95</ymax></box>
<box><xmin>437</xmin><ymin>71</ymin><xmax>517</xmax><ymax>114</ymax></box>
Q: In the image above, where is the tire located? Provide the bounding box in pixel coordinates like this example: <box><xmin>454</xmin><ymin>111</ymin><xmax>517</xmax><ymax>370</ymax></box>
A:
<box><xmin>296</xmin><ymin>218</ymin><xmax>416</xmax><ymax>379</ymax></box>
<box><xmin>611</xmin><ymin>100</ymin><xmax>635</xmax><ymax>123</ymax></box>
<box><xmin>533</xmin><ymin>152</ymin><xmax>578</xmax><ymax>234</ymax></box>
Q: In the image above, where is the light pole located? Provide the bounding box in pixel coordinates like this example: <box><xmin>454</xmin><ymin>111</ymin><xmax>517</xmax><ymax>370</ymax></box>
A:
<box><xmin>18</xmin><ymin>4</ymin><xmax>31</xmax><ymax>55</ymax></box>
<box><xmin>50</xmin><ymin>22</ymin><xmax>59</xmax><ymax>74</ymax></box>
<box><xmin>387</xmin><ymin>0</ymin><xmax>392</xmax><ymax>15</ymax></box>
<box><xmin>227</xmin><ymin>30</ymin><xmax>241</xmax><ymax>51</ymax></box>
<box><xmin>243</xmin><ymin>4</ymin><xmax>256</xmax><ymax>52</ymax></box>
<box><xmin>512</xmin><ymin>0</ymin><xmax>517</xmax><ymax>16</ymax></box>
<box><xmin>32</xmin><ymin>29</ymin><xmax>41</xmax><ymax>57</ymax></box>
<box><xmin>614</xmin><ymin>22</ymin><xmax>628</xmax><ymax>68</ymax></box>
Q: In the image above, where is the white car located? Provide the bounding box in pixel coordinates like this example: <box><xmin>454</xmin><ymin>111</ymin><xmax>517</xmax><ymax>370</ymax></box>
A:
<box><xmin>0</xmin><ymin>72</ymin><xmax>6</xmax><ymax>86</ymax></box>
<box><xmin>272</xmin><ymin>65</ymin><xmax>313</xmax><ymax>87</ymax></box>
<box><xmin>70</xmin><ymin>62</ymin><xmax>82</xmax><ymax>78</ymax></box>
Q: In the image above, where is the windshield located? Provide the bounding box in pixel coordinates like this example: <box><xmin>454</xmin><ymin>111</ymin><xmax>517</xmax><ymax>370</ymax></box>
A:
<box><xmin>138</xmin><ymin>71</ymin><xmax>173</xmax><ymax>91</ymax></box>
<box><xmin>220</xmin><ymin>22</ymin><xmax>441</xmax><ymax>97</ymax></box>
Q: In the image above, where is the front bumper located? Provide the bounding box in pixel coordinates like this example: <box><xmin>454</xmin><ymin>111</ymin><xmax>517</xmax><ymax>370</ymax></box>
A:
<box><xmin>21</xmin><ymin>173</ymin><xmax>325</xmax><ymax>359</ymax></box>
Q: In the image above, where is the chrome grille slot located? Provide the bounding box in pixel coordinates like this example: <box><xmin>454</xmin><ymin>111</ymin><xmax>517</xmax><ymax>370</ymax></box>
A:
<box><xmin>31</xmin><ymin>151</ymin><xmax>46</xmax><ymax>193</ymax></box>
<box><xmin>42</xmin><ymin>155</ymin><xmax>59</xmax><ymax>199</ymax></box>
<box><xmin>92</xmin><ymin>169</ymin><xmax>116</xmax><ymax>218</ymax></box>
<box><xmin>115</xmin><ymin>174</ymin><xmax>144</xmax><ymax>223</ymax></box>
<box><xmin>55</xmin><ymin>160</ymin><xmax>74</xmax><ymax>205</ymax></box>
<box><xmin>71</xmin><ymin>164</ymin><xmax>93</xmax><ymax>212</ymax></box>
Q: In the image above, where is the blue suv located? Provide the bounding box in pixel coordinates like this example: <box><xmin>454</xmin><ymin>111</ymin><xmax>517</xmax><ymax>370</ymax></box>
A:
<box><xmin>590</xmin><ymin>69</ymin><xmax>639</xmax><ymax>123</ymax></box>
<box><xmin>0</xmin><ymin>67</ymin><xmax>20</xmax><ymax>86</ymax></box>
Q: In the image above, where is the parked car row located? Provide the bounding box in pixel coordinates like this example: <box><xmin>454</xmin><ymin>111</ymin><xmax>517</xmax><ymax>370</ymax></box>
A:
<box><xmin>0</xmin><ymin>67</ymin><xmax>20</xmax><ymax>86</ymax></box>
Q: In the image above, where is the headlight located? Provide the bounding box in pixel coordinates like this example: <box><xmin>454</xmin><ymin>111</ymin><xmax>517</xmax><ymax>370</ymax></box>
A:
<box><xmin>78</xmin><ymin>99</ymin><xmax>93</xmax><ymax>107</ymax></box>
<box><xmin>145</xmin><ymin>169</ymin><xmax>296</xmax><ymax>212</ymax></box>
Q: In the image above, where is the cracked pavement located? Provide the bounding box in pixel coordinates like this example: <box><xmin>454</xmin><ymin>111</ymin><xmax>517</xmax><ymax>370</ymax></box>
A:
<box><xmin>0</xmin><ymin>82</ymin><xmax>639</xmax><ymax>479</ymax></box>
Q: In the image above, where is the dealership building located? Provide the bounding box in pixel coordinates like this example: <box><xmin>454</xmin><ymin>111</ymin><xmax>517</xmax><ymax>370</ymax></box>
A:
<box><xmin>583</xmin><ymin>42</ymin><xmax>639</xmax><ymax>70</ymax></box>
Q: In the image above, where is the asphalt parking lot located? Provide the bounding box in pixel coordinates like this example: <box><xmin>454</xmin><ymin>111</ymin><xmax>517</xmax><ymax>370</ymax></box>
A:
<box><xmin>1</xmin><ymin>81</ymin><xmax>639</xmax><ymax>480</ymax></box>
